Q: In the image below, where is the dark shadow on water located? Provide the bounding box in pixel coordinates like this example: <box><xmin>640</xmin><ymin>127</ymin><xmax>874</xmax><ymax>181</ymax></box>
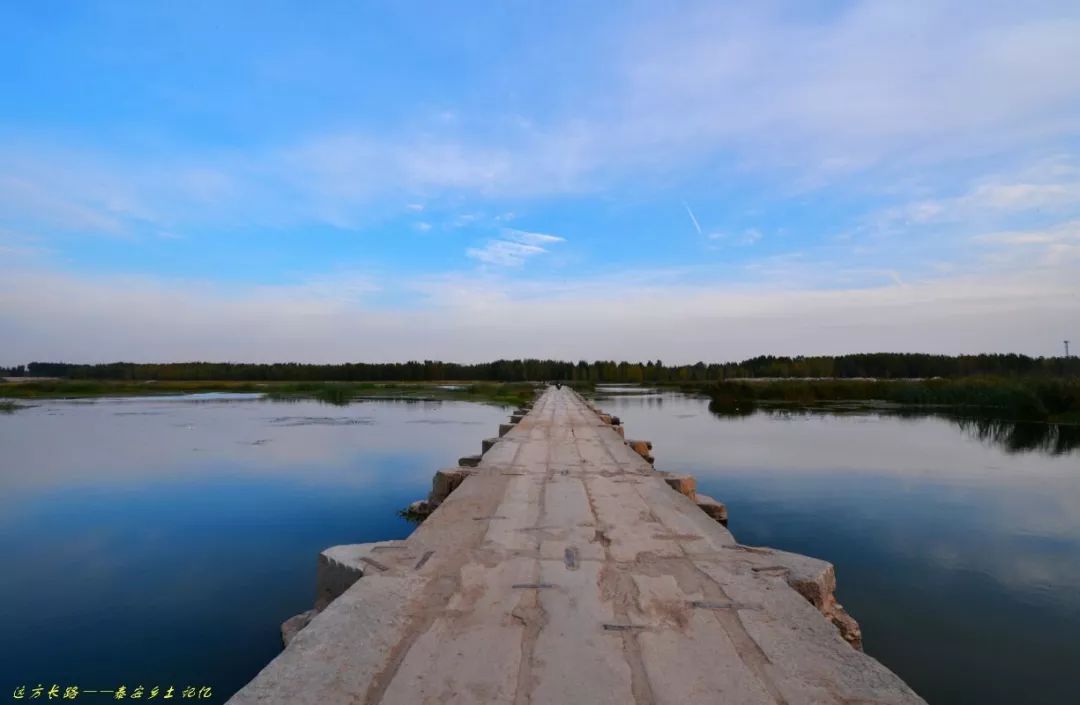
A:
<box><xmin>710</xmin><ymin>404</ymin><xmax>1080</xmax><ymax>456</ymax></box>
<box><xmin>952</xmin><ymin>416</ymin><xmax>1080</xmax><ymax>455</ymax></box>
<box><xmin>707</xmin><ymin>398</ymin><xmax>757</xmax><ymax>417</ymax></box>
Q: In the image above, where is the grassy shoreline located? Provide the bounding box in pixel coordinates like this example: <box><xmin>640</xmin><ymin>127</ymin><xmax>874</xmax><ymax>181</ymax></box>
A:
<box><xmin>694</xmin><ymin>377</ymin><xmax>1080</xmax><ymax>424</ymax></box>
<box><xmin>0</xmin><ymin>379</ymin><xmax>536</xmax><ymax>407</ymax></box>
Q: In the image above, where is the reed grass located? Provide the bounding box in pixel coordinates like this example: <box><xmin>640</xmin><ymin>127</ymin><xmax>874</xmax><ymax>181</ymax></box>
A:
<box><xmin>704</xmin><ymin>377</ymin><xmax>1080</xmax><ymax>422</ymax></box>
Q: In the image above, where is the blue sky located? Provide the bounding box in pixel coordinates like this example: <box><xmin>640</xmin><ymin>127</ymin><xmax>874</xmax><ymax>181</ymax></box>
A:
<box><xmin>1</xmin><ymin>1</ymin><xmax>1078</xmax><ymax>363</ymax></box>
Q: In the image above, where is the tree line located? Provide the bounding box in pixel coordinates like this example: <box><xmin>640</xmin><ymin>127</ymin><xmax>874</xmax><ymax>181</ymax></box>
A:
<box><xmin>9</xmin><ymin>353</ymin><xmax>1078</xmax><ymax>382</ymax></box>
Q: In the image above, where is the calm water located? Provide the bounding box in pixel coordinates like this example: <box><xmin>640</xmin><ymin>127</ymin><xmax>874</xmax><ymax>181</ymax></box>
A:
<box><xmin>0</xmin><ymin>395</ymin><xmax>508</xmax><ymax>703</ymax></box>
<box><xmin>596</xmin><ymin>388</ymin><xmax>1080</xmax><ymax>705</ymax></box>
<box><xmin>3</xmin><ymin>391</ymin><xmax>1078</xmax><ymax>704</ymax></box>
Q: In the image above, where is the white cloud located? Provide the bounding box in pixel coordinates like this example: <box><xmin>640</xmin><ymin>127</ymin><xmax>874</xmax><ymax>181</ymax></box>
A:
<box><xmin>0</xmin><ymin>228</ymin><xmax>49</xmax><ymax>259</ymax></box>
<box><xmin>974</xmin><ymin>219</ymin><xmax>1080</xmax><ymax>247</ymax></box>
<box><xmin>973</xmin><ymin>219</ymin><xmax>1080</xmax><ymax>267</ymax></box>
<box><xmin>3</xmin><ymin>3</ymin><xmax>1076</xmax><ymax>236</ymax></box>
<box><xmin>466</xmin><ymin>240</ymin><xmax>546</xmax><ymax>266</ymax></box>
<box><xmin>888</xmin><ymin>175</ymin><xmax>1080</xmax><ymax>225</ymax></box>
<box><xmin>466</xmin><ymin>228</ymin><xmax>565</xmax><ymax>267</ymax></box>
<box><xmin>0</xmin><ymin>174</ymin><xmax>128</xmax><ymax>235</ymax></box>
<box><xmin>1</xmin><ymin>262</ymin><xmax>1075</xmax><ymax>366</ymax></box>
<box><xmin>708</xmin><ymin>228</ymin><xmax>763</xmax><ymax>246</ymax></box>
<box><xmin>452</xmin><ymin>213</ymin><xmax>480</xmax><ymax>227</ymax></box>
<box><xmin>1</xmin><ymin>1</ymin><xmax>1077</xmax><ymax>367</ymax></box>
<box><xmin>502</xmin><ymin>229</ymin><xmax>564</xmax><ymax>246</ymax></box>
<box><xmin>274</xmin><ymin>130</ymin><xmax>593</xmax><ymax>209</ymax></box>
<box><xmin>613</xmin><ymin>2</ymin><xmax>1080</xmax><ymax>174</ymax></box>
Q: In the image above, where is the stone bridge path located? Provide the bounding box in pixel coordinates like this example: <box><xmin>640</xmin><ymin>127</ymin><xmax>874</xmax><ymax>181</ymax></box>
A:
<box><xmin>228</xmin><ymin>386</ymin><xmax>924</xmax><ymax>705</ymax></box>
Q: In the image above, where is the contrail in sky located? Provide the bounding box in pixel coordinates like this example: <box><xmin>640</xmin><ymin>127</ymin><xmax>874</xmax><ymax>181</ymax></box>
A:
<box><xmin>682</xmin><ymin>201</ymin><xmax>703</xmax><ymax>235</ymax></box>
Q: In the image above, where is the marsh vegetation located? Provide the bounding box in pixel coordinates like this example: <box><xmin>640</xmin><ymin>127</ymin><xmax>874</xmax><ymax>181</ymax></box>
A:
<box><xmin>703</xmin><ymin>377</ymin><xmax>1080</xmax><ymax>423</ymax></box>
<box><xmin>0</xmin><ymin>379</ymin><xmax>536</xmax><ymax>407</ymax></box>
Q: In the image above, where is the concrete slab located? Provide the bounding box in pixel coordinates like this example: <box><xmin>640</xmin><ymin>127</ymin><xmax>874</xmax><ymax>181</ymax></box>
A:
<box><xmin>228</xmin><ymin>386</ymin><xmax>924</xmax><ymax>705</ymax></box>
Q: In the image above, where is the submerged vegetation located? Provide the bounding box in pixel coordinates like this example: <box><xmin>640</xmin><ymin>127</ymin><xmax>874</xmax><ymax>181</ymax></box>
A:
<box><xmin>0</xmin><ymin>401</ymin><xmax>18</xmax><ymax>413</ymax></box>
<box><xmin>703</xmin><ymin>377</ymin><xmax>1080</xmax><ymax>423</ymax></box>
<box><xmin>263</xmin><ymin>381</ymin><xmax>534</xmax><ymax>407</ymax></box>
<box><xmin>0</xmin><ymin>379</ymin><xmax>267</xmax><ymax>397</ymax></box>
<box><xmin>953</xmin><ymin>416</ymin><xmax>1080</xmax><ymax>455</ymax></box>
<box><xmin>724</xmin><ymin>404</ymin><xmax>1080</xmax><ymax>455</ymax></box>
<box><xmin>461</xmin><ymin>382</ymin><xmax>536</xmax><ymax>406</ymax></box>
<box><xmin>0</xmin><ymin>379</ymin><xmax>536</xmax><ymax>407</ymax></box>
<box><xmin>264</xmin><ymin>382</ymin><xmax>374</xmax><ymax>405</ymax></box>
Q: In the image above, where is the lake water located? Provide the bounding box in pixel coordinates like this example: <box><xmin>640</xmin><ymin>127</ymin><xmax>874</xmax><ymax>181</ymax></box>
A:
<box><xmin>0</xmin><ymin>395</ymin><xmax>508</xmax><ymax>703</ymax></box>
<box><xmin>595</xmin><ymin>387</ymin><xmax>1080</xmax><ymax>705</ymax></box>
<box><xmin>2</xmin><ymin>390</ymin><xmax>1078</xmax><ymax>704</ymax></box>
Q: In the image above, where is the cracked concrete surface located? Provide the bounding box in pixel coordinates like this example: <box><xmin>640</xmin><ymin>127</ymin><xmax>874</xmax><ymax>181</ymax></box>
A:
<box><xmin>229</xmin><ymin>387</ymin><xmax>925</xmax><ymax>705</ymax></box>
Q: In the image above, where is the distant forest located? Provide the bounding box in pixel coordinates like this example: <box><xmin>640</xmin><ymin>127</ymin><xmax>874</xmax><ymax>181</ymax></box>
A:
<box><xmin>4</xmin><ymin>353</ymin><xmax>1077</xmax><ymax>382</ymax></box>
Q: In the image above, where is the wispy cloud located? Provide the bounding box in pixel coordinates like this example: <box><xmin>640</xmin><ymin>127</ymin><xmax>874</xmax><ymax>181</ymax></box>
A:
<box><xmin>708</xmin><ymin>228</ymin><xmax>763</xmax><ymax>246</ymax></box>
<box><xmin>1</xmin><ymin>1</ymin><xmax>1078</xmax><ymax>364</ymax></box>
<box><xmin>501</xmin><ymin>229</ymin><xmax>564</xmax><ymax>246</ymax></box>
<box><xmin>4</xmin><ymin>4</ymin><xmax>1076</xmax><ymax>236</ymax></box>
<box><xmin>885</xmin><ymin>169</ymin><xmax>1080</xmax><ymax>225</ymax></box>
<box><xmin>466</xmin><ymin>241</ymin><xmax>546</xmax><ymax>266</ymax></box>
<box><xmin>973</xmin><ymin>219</ymin><xmax>1080</xmax><ymax>268</ymax></box>
<box><xmin>616</xmin><ymin>3</ymin><xmax>1080</xmax><ymax>176</ymax></box>
<box><xmin>974</xmin><ymin>220</ymin><xmax>1080</xmax><ymax>247</ymax></box>
<box><xmin>466</xmin><ymin>229</ymin><xmax>565</xmax><ymax>267</ymax></box>
<box><xmin>2</xmin><ymin>260</ymin><xmax>1075</xmax><ymax>365</ymax></box>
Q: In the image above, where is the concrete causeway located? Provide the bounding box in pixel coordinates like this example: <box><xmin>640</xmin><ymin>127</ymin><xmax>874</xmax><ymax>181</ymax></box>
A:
<box><xmin>229</xmin><ymin>386</ymin><xmax>926</xmax><ymax>705</ymax></box>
